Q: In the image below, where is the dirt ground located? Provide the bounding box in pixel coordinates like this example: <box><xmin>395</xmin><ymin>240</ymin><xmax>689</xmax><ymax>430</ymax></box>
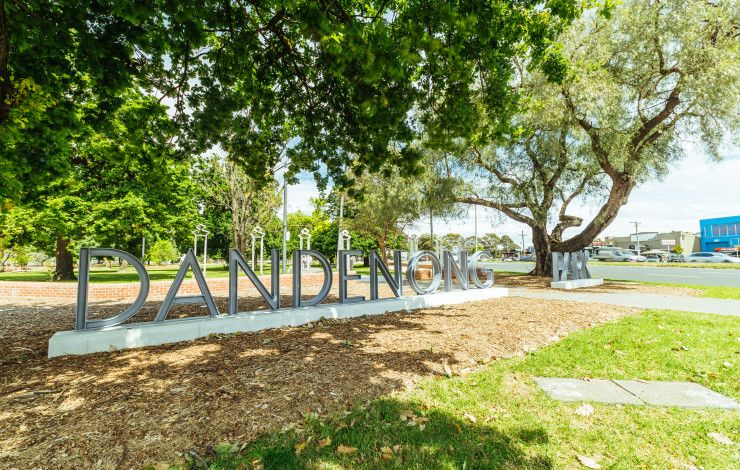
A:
<box><xmin>0</xmin><ymin>281</ymin><xmax>638</xmax><ymax>469</ymax></box>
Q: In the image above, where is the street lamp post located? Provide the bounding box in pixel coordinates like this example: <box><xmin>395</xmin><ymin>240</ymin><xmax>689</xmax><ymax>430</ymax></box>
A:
<box><xmin>192</xmin><ymin>224</ymin><xmax>210</xmax><ymax>275</ymax></box>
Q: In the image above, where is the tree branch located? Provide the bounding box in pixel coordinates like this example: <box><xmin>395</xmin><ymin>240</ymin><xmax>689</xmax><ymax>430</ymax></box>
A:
<box><xmin>456</xmin><ymin>196</ymin><xmax>534</xmax><ymax>226</ymax></box>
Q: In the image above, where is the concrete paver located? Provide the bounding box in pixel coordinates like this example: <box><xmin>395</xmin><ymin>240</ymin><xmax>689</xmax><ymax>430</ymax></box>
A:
<box><xmin>534</xmin><ymin>377</ymin><xmax>740</xmax><ymax>409</ymax></box>
<box><xmin>615</xmin><ymin>380</ymin><xmax>740</xmax><ymax>409</ymax></box>
<box><xmin>533</xmin><ymin>377</ymin><xmax>643</xmax><ymax>404</ymax></box>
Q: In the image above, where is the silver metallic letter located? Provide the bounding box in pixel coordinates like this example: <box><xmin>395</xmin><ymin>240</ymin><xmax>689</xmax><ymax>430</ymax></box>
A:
<box><xmin>338</xmin><ymin>249</ymin><xmax>364</xmax><ymax>303</ymax></box>
<box><xmin>552</xmin><ymin>252</ymin><xmax>566</xmax><ymax>282</ymax></box>
<box><xmin>76</xmin><ymin>248</ymin><xmax>150</xmax><ymax>330</ymax></box>
<box><xmin>406</xmin><ymin>250</ymin><xmax>442</xmax><ymax>295</ymax></box>
<box><xmin>155</xmin><ymin>249</ymin><xmax>219</xmax><ymax>321</ymax></box>
<box><xmin>369</xmin><ymin>249</ymin><xmax>402</xmax><ymax>299</ymax></box>
<box><xmin>229</xmin><ymin>248</ymin><xmax>280</xmax><ymax>314</ymax></box>
<box><xmin>468</xmin><ymin>251</ymin><xmax>494</xmax><ymax>288</ymax></box>
<box><xmin>292</xmin><ymin>250</ymin><xmax>333</xmax><ymax>307</ymax></box>
<box><xmin>443</xmin><ymin>250</ymin><xmax>469</xmax><ymax>292</ymax></box>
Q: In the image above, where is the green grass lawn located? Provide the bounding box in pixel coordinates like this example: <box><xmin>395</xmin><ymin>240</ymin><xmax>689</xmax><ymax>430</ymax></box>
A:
<box><xmin>159</xmin><ymin>310</ymin><xmax>739</xmax><ymax>469</ymax></box>
<box><xmin>614</xmin><ymin>280</ymin><xmax>740</xmax><ymax>300</ymax></box>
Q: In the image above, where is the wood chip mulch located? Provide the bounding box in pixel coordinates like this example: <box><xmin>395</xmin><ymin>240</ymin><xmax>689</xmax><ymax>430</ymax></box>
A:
<box><xmin>0</xmin><ymin>284</ymin><xmax>637</xmax><ymax>469</ymax></box>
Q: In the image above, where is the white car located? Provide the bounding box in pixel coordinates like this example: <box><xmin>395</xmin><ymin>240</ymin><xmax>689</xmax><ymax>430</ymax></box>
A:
<box><xmin>605</xmin><ymin>250</ymin><xmax>645</xmax><ymax>262</ymax></box>
<box><xmin>684</xmin><ymin>252</ymin><xmax>740</xmax><ymax>263</ymax></box>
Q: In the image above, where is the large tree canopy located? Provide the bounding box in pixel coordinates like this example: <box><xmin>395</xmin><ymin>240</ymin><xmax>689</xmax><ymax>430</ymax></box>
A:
<box><xmin>443</xmin><ymin>0</ymin><xmax>739</xmax><ymax>274</ymax></box>
<box><xmin>2</xmin><ymin>0</ymin><xmax>578</xmax><ymax>197</ymax></box>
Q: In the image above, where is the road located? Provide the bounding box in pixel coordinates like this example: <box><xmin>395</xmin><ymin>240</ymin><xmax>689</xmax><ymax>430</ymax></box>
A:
<box><xmin>488</xmin><ymin>262</ymin><xmax>740</xmax><ymax>288</ymax></box>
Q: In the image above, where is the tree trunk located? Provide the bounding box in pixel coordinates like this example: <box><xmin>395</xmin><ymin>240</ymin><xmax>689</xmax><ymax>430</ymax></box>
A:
<box><xmin>379</xmin><ymin>231</ymin><xmax>388</xmax><ymax>265</ymax></box>
<box><xmin>530</xmin><ymin>225</ymin><xmax>553</xmax><ymax>276</ymax></box>
<box><xmin>54</xmin><ymin>235</ymin><xmax>76</xmax><ymax>281</ymax></box>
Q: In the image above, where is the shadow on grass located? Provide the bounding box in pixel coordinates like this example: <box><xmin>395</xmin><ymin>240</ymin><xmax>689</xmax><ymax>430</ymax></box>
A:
<box><xmin>185</xmin><ymin>397</ymin><xmax>551</xmax><ymax>469</ymax></box>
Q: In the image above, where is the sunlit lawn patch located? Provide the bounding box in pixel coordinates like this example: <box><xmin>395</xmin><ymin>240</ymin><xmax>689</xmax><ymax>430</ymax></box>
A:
<box><xmin>163</xmin><ymin>310</ymin><xmax>738</xmax><ymax>469</ymax></box>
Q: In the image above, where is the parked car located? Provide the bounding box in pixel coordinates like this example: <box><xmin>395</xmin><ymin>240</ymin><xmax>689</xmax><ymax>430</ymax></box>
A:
<box><xmin>644</xmin><ymin>254</ymin><xmax>661</xmax><ymax>262</ymax></box>
<box><xmin>684</xmin><ymin>252</ymin><xmax>740</xmax><ymax>263</ymax></box>
<box><xmin>590</xmin><ymin>247</ymin><xmax>619</xmax><ymax>261</ymax></box>
<box><xmin>668</xmin><ymin>253</ymin><xmax>685</xmax><ymax>263</ymax></box>
<box><xmin>520</xmin><ymin>254</ymin><xmax>536</xmax><ymax>262</ymax></box>
<box><xmin>601</xmin><ymin>249</ymin><xmax>644</xmax><ymax>262</ymax></box>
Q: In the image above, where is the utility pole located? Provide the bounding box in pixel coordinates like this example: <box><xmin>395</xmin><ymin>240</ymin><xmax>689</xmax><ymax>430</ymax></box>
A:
<box><xmin>521</xmin><ymin>230</ymin><xmax>526</xmax><ymax>257</ymax></box>
<box><xmin>141</xmin><ymin>236</ymin><xmax>146</xmax><ymax>264</ymax></box>
<box><xmin>474</xmin><ymin>205</ymin><xmax>478</xmax><ymax>251</ymax></box>
<box><xmin>429</xmin><ymin>207</ymin><xmax>434</xmax><ymax>250</ymax></box>
<box><xmin>282</xmin><ymin>180</ymin><xmax>288</xmax><ymax>273</ymax></box>
<box><xmin>631</xmin><ymin>221</ymin><xmax>641</xmax><ymax>255</ymax></box>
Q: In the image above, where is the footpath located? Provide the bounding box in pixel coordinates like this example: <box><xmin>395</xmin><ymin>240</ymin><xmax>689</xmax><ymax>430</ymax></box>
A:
<box><xmin>510</xmin><ymin>288</ymin><xmax>740</xmax><ymax>317</ymax></box>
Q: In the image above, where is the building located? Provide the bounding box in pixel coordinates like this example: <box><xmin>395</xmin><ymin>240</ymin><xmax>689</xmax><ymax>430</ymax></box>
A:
<box><xmin>605</xmin><ymin>231</ymin><xmax>699</xmax><ymax>254</ymax></box>
<box><xmin>699</xmin><ymin>215</ymin><xmax>740</xmax><ymax>253</ymax></box>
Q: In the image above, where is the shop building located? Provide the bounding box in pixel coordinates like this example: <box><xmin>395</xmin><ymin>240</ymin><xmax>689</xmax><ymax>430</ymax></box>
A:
<box><xmin>699</xmin><ymin>215</ymin><xmax>740</xmax><ymax>253</ymax></box>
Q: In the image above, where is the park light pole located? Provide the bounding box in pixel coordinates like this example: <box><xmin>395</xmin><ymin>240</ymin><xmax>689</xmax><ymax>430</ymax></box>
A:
<box><xmin>282</xmin><ymin>179</ymin><xmax>288</xmax><ymax>274</ymax></box>
<box><xmin>336</xmin><ymin>193</ymin><xmax>344</xmax><ymax>270</ymax></box>
<box><xmin>193</xmin><ymin>224</ymin><xmax>210</xmax><ymax>275</ymax></box>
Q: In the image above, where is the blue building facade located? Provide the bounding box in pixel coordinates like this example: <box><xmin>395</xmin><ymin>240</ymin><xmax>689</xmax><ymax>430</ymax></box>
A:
<box><xmin>699</xmin><ymin>215</ymin><xmax>740</xmax><ymax>253</ymax></box>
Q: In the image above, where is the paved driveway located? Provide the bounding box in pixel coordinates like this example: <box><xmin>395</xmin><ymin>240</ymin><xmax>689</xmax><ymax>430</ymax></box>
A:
<box><xmin>489</xmin><ymin>262</ymin><xmax>740</xmax><ymax>288</ymax></box>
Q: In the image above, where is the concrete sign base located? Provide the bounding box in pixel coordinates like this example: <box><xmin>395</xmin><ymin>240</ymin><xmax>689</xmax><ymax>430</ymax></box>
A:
<box><xmin>551</xmin><ymin>278</ymin><xmax>604</xmax><ymax>290</ymax></box>
<box><xmin>48</xmin><ymin>287</ymin><xmax>508</xmax><ymax>358</ymax></box>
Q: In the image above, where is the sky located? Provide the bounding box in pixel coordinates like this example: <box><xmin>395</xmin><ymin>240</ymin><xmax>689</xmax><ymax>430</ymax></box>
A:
<box><xmin>283</xmin><ymin>145</ymin><xmax>740</xmax><ymax>249</ymax></box>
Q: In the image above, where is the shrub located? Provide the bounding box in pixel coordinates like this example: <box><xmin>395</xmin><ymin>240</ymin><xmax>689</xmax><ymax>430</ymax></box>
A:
<box><xmin>149</xmin><ymin>239</ymin><xmax>180</xmax><ymax>265</ymax></box>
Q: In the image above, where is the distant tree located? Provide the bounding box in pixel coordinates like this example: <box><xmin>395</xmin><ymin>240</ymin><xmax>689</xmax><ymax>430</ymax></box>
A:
<box><xmin>500</xmin><ymin>235</ymin><xmax>520</xmax><ymax>252</ymax></box>
<box><xmin>347</xmin><ymin>169</ymin><xmax>423</xmax><ymax>263</ymax></box>
<box><xmin>149</xmin><ymin>240</ymin><xmax>180</xmax><ymax>265</ymax></box>
<box><xmin>16</xmin><ymin>92</ymin><xmax>197</xmax><ymax>280</ymax></box>
<box><xmin>447</xmin><ymin>0</ymin><xmax>739</xmax><ymax>275</ymax></box>
<box><xmin>10</xmin><ymin>246</ymin><xmax>30</xmax><ymax>270</ymax></box>
<box><xmin>479</xmin><ymin>233</ymin><xmax>502</xmax><ymax>252</ymax></box>
<box><xmin>194</xmin><ymin>155</ymin><xmax>281</xmax><ymax>256</ymax></box>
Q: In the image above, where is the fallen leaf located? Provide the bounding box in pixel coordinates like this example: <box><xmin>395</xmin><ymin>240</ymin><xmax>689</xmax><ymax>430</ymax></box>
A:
<box><xmin>443</xmin><ymin>361</ymin><xmax>453</xmax><ymax>378</ymax></box>
<box><xmin>722</xmin><ymin>361</ymin><xmax>733</xmax><ymax>368</ymax></box>
<box><xmin>708</xmin><ymin>432</ymin><xmax>733</xmax><ymax>445</ymax></box>
<box><xmin>464</xmin><ymin>413</ymin><xmax>477</xmax><ymax>423</ymax></box>
<box><xmin>251</xmin><ymin>459</ymin><xmax>265</xmax><ymax>470</ymax></box>
<box><xmin>380</xmin><ymin>446</ymin><xmax>394</xmax><ymax>460</ymax></box>
<box><xmin>393</xmin><ymin>444</ymin><xmax>402</xmax><ymax>453</ymax></box>
<box><xmin>400</xmin><ymin>409</ymin><xmax>415</xmax><ymax>421</ymax></box>
<box><xmin>419</xmin><ymin>424</ymin><xmax>426</xmax><ymax>431</ymax></box>
<box><xmin>317</xmin><ymin>437</ymin><xmax>332</xmax><ymax>448</ymax></box>
<box><xmin>337</xmin><ymin>444</ymin><xmax>358</xmax><ymax>454</ymax></box>
<box><xmin>575</xmin><ymin>404</ymin><xmax>594</xmax><ymax>417</ymax></box>
<box><xmin>577</xmin><ymin>455</ymin><xmax>601</xmax><ymax>469</ymax></box>
<box><xmin>453</xmin><ymin>423</ymin><xmax>462</xmax><ymax>433</ymax></box>
<box><xmin>294</xmin><ymin>441</ymin><xmax>307</xmax><ymax>454</ymax></box>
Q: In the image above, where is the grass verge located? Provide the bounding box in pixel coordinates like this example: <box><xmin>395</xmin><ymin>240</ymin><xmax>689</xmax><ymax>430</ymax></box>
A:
<box><xmin>614</xmin><ymin>280</ymin><xmax>740</xmax><ymax>300</ymax></box>
<box><xmin>158</xmin><ymin>310</ymin><xmax>739</xmax><ymax>469</ymax></box>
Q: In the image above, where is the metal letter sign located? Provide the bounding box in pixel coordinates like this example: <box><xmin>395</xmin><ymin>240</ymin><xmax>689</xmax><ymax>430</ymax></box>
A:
<box><xmin>73</xmin><ymin>247</ymin><xmax>500</xmax><ymax>332</ymax></box>
<box><xmin>552</xmin><ymin>251</ymin><xmax>591</xmax><ymax>282</ymax></box>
